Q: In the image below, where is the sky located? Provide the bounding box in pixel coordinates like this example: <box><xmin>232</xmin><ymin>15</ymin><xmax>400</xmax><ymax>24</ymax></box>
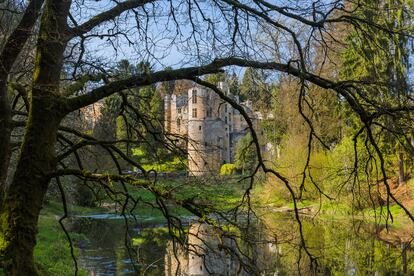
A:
<box><xmin>65</xmin><ymin>0</ymin><xmax>414</xmax><ymax>86</ymax></box>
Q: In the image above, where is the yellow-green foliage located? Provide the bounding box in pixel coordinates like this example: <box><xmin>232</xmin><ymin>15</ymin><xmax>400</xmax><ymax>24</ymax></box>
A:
<box><xmin>220</xmin><ymin>164</ymin><xmax>237</xmax><ymax>175</ymax></box>
<box><xmin>257</xmin><ymin>134</ymin><xmax>383</xmax><ymax>206</ymax></box>
<box><xmin>139</xmin><ymin>157</ymin><xmax>186</xmax><ymax>172</ymax></box>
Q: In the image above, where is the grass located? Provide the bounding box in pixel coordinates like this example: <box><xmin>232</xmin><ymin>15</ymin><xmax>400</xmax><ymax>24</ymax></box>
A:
<box><xmin>104</xmin><ymin>176</ymin><xmax>249</xmax><ymax>220</ymax></box>
<box><xmin>35</xmin><ymin>202</ymin><xmax>94</xmax><ymax>275</ymax></box>
<box><xmin>44</xmin><ymin>200</ymin><xmax>106</xmax><ymax>216</ymax></box>
<box><xmin>156</xmin><ymin>177</ymin><xmax>249</xmax><ymax>210</ymax></box>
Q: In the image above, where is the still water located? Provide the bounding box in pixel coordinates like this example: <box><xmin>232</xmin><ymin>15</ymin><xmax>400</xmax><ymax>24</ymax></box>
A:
<box><xmin>69</xmin><ymin>214</ymin><xmax>414</xmax><ymax>275</ymax></box>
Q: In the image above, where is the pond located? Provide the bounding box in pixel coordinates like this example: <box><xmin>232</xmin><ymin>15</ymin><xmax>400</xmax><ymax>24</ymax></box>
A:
<box><xmin>68</xmin><ymin>214</ymin><xmax>414</xmax><ymax>275</ymax></box>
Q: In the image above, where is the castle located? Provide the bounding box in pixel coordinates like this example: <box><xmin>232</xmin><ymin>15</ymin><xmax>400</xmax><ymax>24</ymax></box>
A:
<box><xmin>164</xmin><ymin>82</ymin><xmax>262</xmax><ymax>175</ymax></box>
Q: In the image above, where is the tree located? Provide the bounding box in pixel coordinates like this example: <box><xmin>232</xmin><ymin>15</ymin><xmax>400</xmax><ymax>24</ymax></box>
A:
<box><xmin>204</xmin><ymin>72</ymin><xmax>226</xmax><ymax>85</ymax></box>
<box><xmin>228</xmin><ymin>72</ymin><xmax>240</xmax><ymax>96</ymax></box>
<box><xmin>240</xmin><ymin>67</ymin><xmax>271</xmax><ymax>111</ymax></box>
<box><xmin>235</xmin><ymin>134</ymin><xmax>256</xmax><ymax>174</ymax></box>
<box><xmin>341</xmin><ymin>0</ymin><xmax>412</xmax><ymax>186</ymax></box>
<box><xmin>0</xmin><ymin>0</ymin><xmax>413</xmax><ymax>274</ymax></box>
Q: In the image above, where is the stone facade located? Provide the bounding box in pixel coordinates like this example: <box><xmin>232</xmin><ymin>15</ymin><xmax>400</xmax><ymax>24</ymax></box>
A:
<box><xmin>164</xmin><ymin>82</ymin><xmax>259</xmax><ymax>175</ymax></box>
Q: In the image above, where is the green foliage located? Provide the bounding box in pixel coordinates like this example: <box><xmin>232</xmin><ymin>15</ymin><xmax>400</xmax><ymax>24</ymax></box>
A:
<box><xmin>340</xmin><ymin>0</ymin><xmax>413</xmax><ymax>185</ymax></box>
<box><xmin>204</xmin><ymin>71</ymin><xmax>240</xmax><ymax>96</ymax></box>
<box><xmin>240</xmin><ymin>68</ymin><xmax>271</xmax><ymax>111</ymax></box>
<box><xmin>235</xmin><ymin>134</ymin><xmax>257</xmax><ymax>174</ymax></box>
<box><xmin>228</xmin><ymin>72</ymin><xmax>240</xmax><ymax>96</ymax></box>
<box><xmin>204</xmin><ymin>72</ymin><xmax>226</xmax><ymax>85</ymax></box>
<box><xmin>94</xmin><ymin>60</ymin><xmax>172</xmax><ymax>167</ymax></box>
<box><xmin>220</xmin><ymin>163</ymin><xmax>237</xmax><ymax>175</ymax></box>
<box><xmin>139</xmin><ymin>157</ymin><xmax>186</xmax><ymax>173</ymax></box>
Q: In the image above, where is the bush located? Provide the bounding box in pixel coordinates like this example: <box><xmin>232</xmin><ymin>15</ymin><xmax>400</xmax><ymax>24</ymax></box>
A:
<box><xmin>220</xmin><ymin>164</ymin><xmax>237</xmax><ymax>175</ymax></box>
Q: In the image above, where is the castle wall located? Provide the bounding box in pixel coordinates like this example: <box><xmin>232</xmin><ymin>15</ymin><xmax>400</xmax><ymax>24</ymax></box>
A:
<box><xmin>188</xmin><ymin>87</ymin><xmax>211</xmax><ymax>175</ymax></box>
<box><xmin>164</xmin><ymin>82</ymin><xmax>263</xmax><ymax>175</ymax></box>
<box><xmin>170</xmin><ymin>95</ymin><xmax>178</xmax><ymax>134</ymax></box>
<box><xmin>164</xmin><ymin>95</ymin><xmax>172</xmax><ymax>133</ymax></box>
<box><xmin>187</xmin><ymin>86</ymin><xmax>232</xmax><ymax>175</ymax></box>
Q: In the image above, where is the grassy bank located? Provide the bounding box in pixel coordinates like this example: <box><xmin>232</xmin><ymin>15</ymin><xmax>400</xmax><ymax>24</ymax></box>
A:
<box><xmin>252</xmin><ymin>176</ymin><xmax>414</xmax><ymax>228</ymax></box>
<box><xmin>106</xmin><ymin>176</ymin><xmax>250</xmax><ymax>218</ymax></box>
<box><xmin>34</xmin><ymin>201</ymin><xmax>107</xmax><ymax>275</ymax></box>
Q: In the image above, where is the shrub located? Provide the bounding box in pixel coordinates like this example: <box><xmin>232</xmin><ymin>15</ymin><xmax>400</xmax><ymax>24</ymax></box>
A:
<box><xmin>220</xmin><ymin>164</ymin><xmax>237</xmax><ymax>175</ymax></box>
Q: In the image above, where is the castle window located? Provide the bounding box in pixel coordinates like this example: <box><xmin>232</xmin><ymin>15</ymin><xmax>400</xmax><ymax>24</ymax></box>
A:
<box><xmin>192</xmin><ymin>90</ymin><xmax>197</xmax><ymax>104</ymax></box>
<box><xmin>192</xmin><ymin>108</ymin><xmax>197</xmax><ymax>118</ymax></box>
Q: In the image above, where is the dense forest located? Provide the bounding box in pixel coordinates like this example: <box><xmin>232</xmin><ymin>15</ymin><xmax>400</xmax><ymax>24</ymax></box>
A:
<box><xmin>0</xmin><ymin>0</ymin><xmax>414</xmax><ymax>275</ymax></box>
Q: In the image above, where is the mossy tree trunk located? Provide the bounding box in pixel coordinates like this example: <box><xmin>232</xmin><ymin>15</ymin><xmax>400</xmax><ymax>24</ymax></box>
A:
<box><xmin>0</xmin><ymin>0</ymin><xmax>45</xmax><ymax>205</ymax></box>
<box><xmin>0</xmin><ymin>99</ymin><xmax>63</xmax><ymax>274</ymax></box>
<box><xmin>0</xmin><ymin>0</ymin><xmax>71</xmax><ymax>274</ymax></box>
<box><xmin>0</xmin><ymin>79</ymin><xmax>11</xmax><ymax>204</ymax></box>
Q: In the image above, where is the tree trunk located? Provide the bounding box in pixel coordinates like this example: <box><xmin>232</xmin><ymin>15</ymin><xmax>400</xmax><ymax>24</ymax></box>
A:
<box><xmin>0</xmin><ymin>80</ymin><xmax>11</xmax><ymax>204</ymax></box>
<box><xmin>0</xmin><ymin>0</ymin><xmax>71</xmax><ymax>273</ymax></box>
<box><xmin>398</xmin><ymin>150</ymin><xmax>404</xmax><ymax>186</ymax></box>
<box><xmin>402</xmin><ymin>242</ymin><xmax>407</xmax><ymax>273</ymax></box>
<box><xmin>0</xmin><ymin>0</ymin><xmax>45</xmax><ymax>204</ymax></box>
<box><xmin>0</xmin><ymin>96</ymin><xmax>62</xmax><ymax>274</ymax></box>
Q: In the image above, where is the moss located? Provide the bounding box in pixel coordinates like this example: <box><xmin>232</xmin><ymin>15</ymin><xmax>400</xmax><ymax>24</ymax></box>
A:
<box><xmin>32</xmin><ymin>52</ymin><xmax>42</xmax><ymax>82</ymax></box>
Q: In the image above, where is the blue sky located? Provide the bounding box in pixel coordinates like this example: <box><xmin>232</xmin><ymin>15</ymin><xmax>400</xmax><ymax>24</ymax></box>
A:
<box><xmin>67</xmin><ymin>0</ymin><xmax>414</xmax><ymax>86</ymax></box>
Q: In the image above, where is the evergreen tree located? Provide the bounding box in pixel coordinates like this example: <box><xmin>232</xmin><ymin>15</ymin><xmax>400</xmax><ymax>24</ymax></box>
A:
<box><xmin>240</xmin><ymin>67</ymin><xmax>271</xmax><ymax>111</ymax></box>
<box><xmin>341</xmin><ymin>0</ymin><xmax>412</xmax><ymax>185</ymax></box>
<box><xmin>228</xmin><ymin>72</ymin><xmax>240</xmax><ymax>96</ymax></box>
<box><xmin>235</xmin><ymin>134</ymin><xmax>257</xmax><ymax>174</ymax></box>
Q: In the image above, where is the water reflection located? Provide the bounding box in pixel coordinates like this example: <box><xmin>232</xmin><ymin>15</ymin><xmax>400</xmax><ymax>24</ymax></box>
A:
<box><xmin>164</xmin><ymin>223</ymin><xmax>279</xmax><ymax>275</ymax></box>
<box><xmin>70</xmin><ymin>215</ymin><xmax>414</xmax><ymax>275</ymax></box>
<box><xmin>68</xmin><ymin>217</ymin><xmax>168</xmax><ymax>275</ymax></box>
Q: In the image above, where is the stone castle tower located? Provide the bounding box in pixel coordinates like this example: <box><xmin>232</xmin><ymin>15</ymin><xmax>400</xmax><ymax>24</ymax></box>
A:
<box><xmin>164</xmin><ymin>82</ymin><xmax>257</xmax><ymax>175</ymax></box>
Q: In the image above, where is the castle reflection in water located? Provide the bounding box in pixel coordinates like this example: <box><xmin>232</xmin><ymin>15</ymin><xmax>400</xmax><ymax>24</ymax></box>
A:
<box><xmin>164</xmin><ymin>223</ymin><xmax>279</xmax><ymax>275</ymax></box>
